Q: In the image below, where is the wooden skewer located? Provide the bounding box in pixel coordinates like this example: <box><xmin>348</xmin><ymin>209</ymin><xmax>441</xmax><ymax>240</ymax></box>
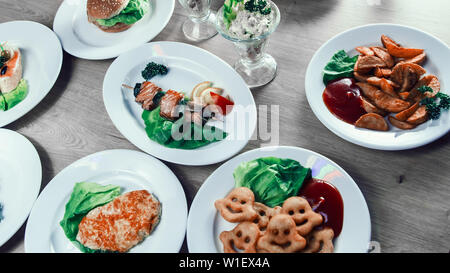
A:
<box><xmin>122</xmin><ymin>84</ymin><xmax>133</xmax><ymax>90</ymax></box>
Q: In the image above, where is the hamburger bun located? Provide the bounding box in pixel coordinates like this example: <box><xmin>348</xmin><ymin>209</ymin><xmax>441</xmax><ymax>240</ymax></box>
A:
<box><xmin>87</xmin><ymin>0</ymin><xmax>130</xmax><ymax>19</ymax></box>
<box><xmin>87</xmin><ymin>0</ymin><xmax>132</xmax><ymax>33</ymax></box>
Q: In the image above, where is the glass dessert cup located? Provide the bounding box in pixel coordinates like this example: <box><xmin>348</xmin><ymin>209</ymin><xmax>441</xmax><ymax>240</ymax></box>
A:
<box><xmin>216</xmin><ymin>2</ymin><xmax>281</xmax><ymax>88</ymax></box>
<box><xmin>178</xmin><ymin>0</ymin><xmax>218</xmax><ymax>41</ymax></box>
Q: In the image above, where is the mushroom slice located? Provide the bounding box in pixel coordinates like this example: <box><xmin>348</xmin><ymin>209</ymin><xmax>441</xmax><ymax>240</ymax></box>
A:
<box><xmin>394</xmin><ymin>101</ymin><xmax>420</xmax><ymax>121</ymax></box>
<box><xmin>355</xmin><ymin>46</ymin><xmax>375</xmax><ymax>56</ymax></box>
<box><xmin>406</xmin><ymin>105</ymin><xmax>429</xmax><ymax>125</ymax></box>
<box><xmin>361</xmin><ymin>96</ymin><xmax>387</xmax><ymax>116</ymax></box>
<box><xmin>356</xmin><ymin>82</ymin><xmax>410</xmax><ymax>113</ymax></box>
<box><xmin>355</xmin><ymin>55</ymin><xmax>386</xmax><ymax>73</ymax></box>
<box><xmin>381</xmin><ymin>35</ymin><xmax>424</xmax><ymax>58</ymax></box>
<box><xmin>371</xmin><ymin>46</ymin><xmax>395</xmax><ymax>68</ymax></box>
<box><xmin>355</xmin><ymin>113</ymin><xmax>389</xmax><ymax>131</ymax></box>
<box><xmin>388</xmin><ymin>116</ymin><xmax>417</xmax><ymax>130</ymax></box>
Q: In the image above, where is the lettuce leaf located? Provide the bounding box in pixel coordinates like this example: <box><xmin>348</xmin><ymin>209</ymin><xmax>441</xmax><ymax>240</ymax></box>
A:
<box><xmin>60</xmin><ymin>182</ymin><xmax>121</xmax><ymax>253</ymax></box>
<box><xmin>233</xmin><ymin>157</ymin><xmax>311</xmax><ymax>207</ymax></box>
<box><xmin>96</xmin><ymin>0</ymin><xmax>150</xmax><ymax>27</ymax></box>
<box><xmin>142</xmin><ymin>106</ymin><xmax>227</xmax><ymax>150</ymax></box>
<box><xmin>1</xmin><ymin>79</ymin><xmax>28</xmax><ymax>110</ymax></box>
<box><xmin>323</xmin><ymin>50</ymin><xmax>358</xmax><ymax>85</ymax></box>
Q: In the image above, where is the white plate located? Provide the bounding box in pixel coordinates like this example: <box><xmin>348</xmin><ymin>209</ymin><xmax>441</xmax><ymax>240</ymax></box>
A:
<box><xmin>305</xmin><ymin>24</ymin><xmax>450</xmax><ymax>150</ymax></box>
<box><xmin>103</xmin><ymin>42</ymin><xmax>257</xmax><ymax>166</ymax></box>
<box><xmin>0</xmin><ymin>21</ymin><xmax>63</xmax><ymax>127</ymax></box>
<box><xmin>24</xmin><ymin>149</ymin><xmax>187</xmax><ymax>253</ymax></box>
<box><xmin>54</xmin><ymin>0</ymin><xmax>175</xmax><ymax>60</ymax></box>
<box><xmin>187</xmin><ymin>146</ymin><xmax>371</xmax><ymax>253</ymax></box>
<box><xmin>0</xmin><ymin>129</ymin><xmax>42</xmax><ymax>247</ymax></box>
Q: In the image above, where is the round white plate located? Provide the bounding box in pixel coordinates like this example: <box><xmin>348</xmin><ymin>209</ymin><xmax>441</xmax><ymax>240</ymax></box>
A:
<box><xmin>305</xmin><ymin>24</ymin><xmax>450</xmax><ymax>150</ymax></box>
<box><xmin>103</xmin><ymin>42</ymin><xmax>257</xmax><ymax>166</ymax></box>
<box><xmin>54</xmin><ymin>0</ymin><xmax>175</xmax><ymax>60</ymax></box>
<box><xmin>187</xmin><ymin>146</ymin><xmax>371</xmax><ymax>253</ymax></box>
<box><xmin>0</xmin><ymin>21</ymin><xmax>63</xmax><ymax>127</ymax></box>
<box><xmin>24</xmin><ymin>149</ymin><xmax>187</xmax><ymax>253</ymax></box>
<box><xmin>0</xmin><ymin>129</ymin><xmax>42</xmax><ymax>247</ymax></box>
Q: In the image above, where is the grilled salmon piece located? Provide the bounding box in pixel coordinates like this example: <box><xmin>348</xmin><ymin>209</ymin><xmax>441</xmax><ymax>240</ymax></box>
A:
<box><xmin>0</xmin><ymin>47</ymin><xmax>22</xmax><ymax>94</ymax></box>
<box><xmin>77</xmin><ymin>190</ymin><xmax>161</xmax><ymax>253</ymax></box>
<box><xmin>135</xmin><ymin>81</ymin><xmax>162</xmax><ymax>110</ymax></box>
<box><xmin>160</xmin><ymin>89</ymin><xmax>184</xmax><ymax>120</ymax></box>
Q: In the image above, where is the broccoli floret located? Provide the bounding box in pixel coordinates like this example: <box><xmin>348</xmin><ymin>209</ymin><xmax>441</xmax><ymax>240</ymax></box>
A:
<box><xmin>141</xmin><ymin>62</ymin><xmax>168</xmax><ymax>81</ymax></box>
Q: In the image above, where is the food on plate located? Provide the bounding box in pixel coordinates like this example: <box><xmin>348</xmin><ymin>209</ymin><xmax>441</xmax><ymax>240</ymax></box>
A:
<box><xmin>222</xmin><ymin>0</ymin><xmax>274</xmax><ymax>39</ymax></box>
<box><xmin>219</xmin><ymin>222</ymin><xmax>260</xmax><ymax>253</ymax></box>
<box><xmin>60</xmin><ymin>182</ymin><xmax>161</xmax><ymax>253</ymax></box>
<box><xmin>141</xmin><ymin>61</ymin><xmax>168</xmax><ymax>80</ymax></box>
<box><xmin>214</xmin><ymin>187</ymin><xmax>258</xmax><ymax>222</ymax></box>
<box><xmin>281</xmin><ymin>196</ymin><xmax>323</xmax><ymax>236</ymax></box>
<box><xmin>233</xmin><ymin>157</ymin><xmax>312</xmax><ymax>207</ymax></box>
<box><xmin>123</xmin><ymin>62</ymin><xmax>233</xmax><ymax>149</ymax></box>
<box><xmin>215</xmin><ymin>157</ymin><xmax>344</xmax><ymax>253</ymax></box>
<box><xmin>0</xmin><ymin>43</ymin><xmax>28</xmax><ymax>111</ymax></box>
<box><xmin>322</xmin><ymin>35</ymin><xmax>448</xmax><ymax>131</ymax></box>
<box><xmin>256</xmin><ymin>214</ymin><xmax>307</xmax><ymax>253</ymax></box>
<box><xmin>301</xmin><ymin>227</ymin><xmax>334</xmax><ymax>253</ymax></box>
<box><xmin>322</xmin><ymin>50</ymin><xmax>358</xmax><ymax>85</ymax></box>
<box><xmin>87</xmin><ymin>0</ymin><xmax>150</xmax><ymax>33</ymax></box>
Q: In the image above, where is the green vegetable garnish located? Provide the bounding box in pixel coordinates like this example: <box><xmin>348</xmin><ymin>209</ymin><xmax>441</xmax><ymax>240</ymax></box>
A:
<box><xmin>60</xmin><ymin>182</ymin><xmax>121</xmax><ymax>253</ymax></box>
<box><xmin>0</xmin><ymin>56</ymin><xmax>7</xmax><ymax>68</ymax></box>
<box><xmin>142</xmin><ymin>106</ymin><xmax>227</xmax><ymax>149</ymax></box>
<box><xmin>244</xmin><ymin>0</ymin><xmax>271</xmax><ymax>15</ymax></box>
<box><xmin>323</xmin><ymin>50</ymin><xmax>359</xmax><ymax>85</ymax></box>
<box><xmin>223</xmin><ymin>0</ymin><xmax>244</xmax><ymax>28</ymax></box>
<box><xmin>233</xmin><ymin>157</ymin><xmax>311</xmax><ymax>207</ymax></box>
<box><xmin>417</xmin><ymin>85</ymin><xmax>433</xmax><ymax>94</ymax></box>
<box><xmin>420</xmin><ymin>89</ymin><xmax>450</xmax><ymax>120</ymax></box>
<box><xmin>141</xmin><ymin>62</ymin><xmax>168</xmax><ymax>81</ymax></box>
<box><xmin>96</xmin><ymin>0</ymin><xmax>149</xmax><ymax>27</ymax></box>
<box><xmin>0</xmin><ymin>79</ymin><xmax>28</xmax><ymax>111</ymax></box>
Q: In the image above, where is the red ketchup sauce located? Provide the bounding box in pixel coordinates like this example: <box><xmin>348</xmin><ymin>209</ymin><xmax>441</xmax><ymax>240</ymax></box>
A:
<box><xmin>322</xmin><ymin>77</ymin><xmax>366</xmax><ymax>124</ymax></box>
<box><xmin>299</xmin><ymin>178</ymin><xmax>344</xmax><ymax>238</ymax></box>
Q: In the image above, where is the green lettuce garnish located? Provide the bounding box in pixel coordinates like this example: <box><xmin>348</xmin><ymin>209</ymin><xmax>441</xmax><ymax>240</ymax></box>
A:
<box><xmin>233</xmin><ymin>157</ymin><xmax>311</xmax><ymax>207</ymax></box>
<box><xmin>1</xmin><ymin>79</ymin><xmax>28</xmax><ymax>111</ymax></box>
<box><xmin>142</xmin><ymin>106</ymin><xmax>227</xmax><ymax>149</ymax></box>
<box><xmin>323</xmin><ymin>50</ymin><xmax>358</xmax><ymax>85</ymax></box>
<box><xmin>96</xmin><ymin>0</ymin><xmax>150</xmax><ymax>27</ymax></box>
<box><xmin>60</xmin><ymin>182</ymin><xmax>121</xmax><ymax>253</ymax></box>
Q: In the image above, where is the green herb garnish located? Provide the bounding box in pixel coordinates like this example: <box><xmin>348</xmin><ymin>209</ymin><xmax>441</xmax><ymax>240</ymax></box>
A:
<box><xmin>141</xmin><ymin>62</ymin><xmax>168</xmax><ymax>81</ymax></box>
<box><xmin>322</xmin><ymin>50</ymin><xmax>359</xmax><ymax>85</ymax></box>
<box><xmin>418</xmin><ymin>85</ymin><xmax>433</xmax><ymax>94</ymax></box>
<box><xmin>419</xmin><ymin>87</ymin><xmax>450</xmax><ymax>120</ymax></box>
<box><xmin>244</xmin><ymin>0</ymin><xmax>271</xmax><ymax>15</ymax></box>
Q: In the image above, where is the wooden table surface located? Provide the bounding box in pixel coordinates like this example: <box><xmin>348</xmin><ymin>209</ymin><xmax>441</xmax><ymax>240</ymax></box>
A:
<box><xmin>0</xmin><ymin>0</ymin><xmax>449</xmax><ymax>253</ymax></box>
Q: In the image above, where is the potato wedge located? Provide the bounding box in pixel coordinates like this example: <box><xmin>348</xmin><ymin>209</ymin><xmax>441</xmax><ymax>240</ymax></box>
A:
<box><xmin>394</xmin><ymin>101</ymin><xmax>419</xmax><ymax>121</ymax></box>
<box><xmin>356</xmin><ymin>46</ymin><xmax>374</xmax><ymax>56</ymax></box>
<box><xmin>356</xmin><ymin>82</ymin><xmax>410</xmax><ymax>113</ymax></box>
<box><xmin>406</xmin><ymin>105</ymin><xmax>429</xmax><ymax>125</ymax></box>
<box><xmin>388</xmin><ymin>116</ymin><xmax>416</xmax><ymax>130</ymax></box>
<box><xmin>355</xmin><ymin>113</ymin><xmax>389</xmax><ymax>131</ymax></box>
<box><xmin>361</xmin><ymin>96</ymin><xmax>388</xmax><ymax>116</ymax></box>
<box><xmin>380</xmin><ymin>78</ymin><xmax>399</xmax><ymax>97</ymax></box>
<box><xmin>371</xmin><ymin>46</ymin><xmax>395</xmax><ymax>68</ymax></box>
<box><xmin>381</xmin><ymin>35</ymin><xmax>424</xmax><ymax>58</ymax></box>
<box><xmin>355</xmin><ymin>55</ymin><xmax>386</xmax><ymax>73</ymax></box>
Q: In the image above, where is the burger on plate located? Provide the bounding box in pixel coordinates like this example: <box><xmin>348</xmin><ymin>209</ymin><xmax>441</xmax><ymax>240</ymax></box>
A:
<box><xmin>87</xmin><ymin>0</ymin><xmax>150</xmax><ymax>33</ymax></box>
